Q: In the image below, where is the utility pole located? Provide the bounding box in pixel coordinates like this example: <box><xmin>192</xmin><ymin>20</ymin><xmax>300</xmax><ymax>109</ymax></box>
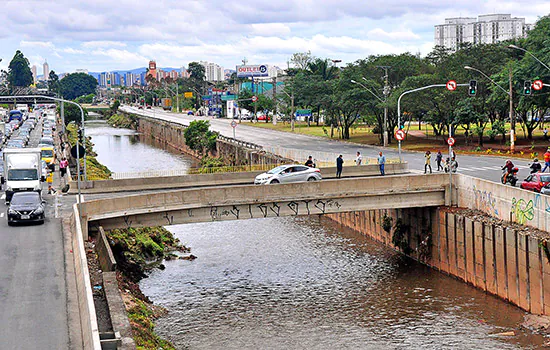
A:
<box><xmin>377</xmin><ymin>66</ymin><xmax>391</xmax><ymax>147</ymax></box>
<box><xmin>509</xmin><ymin>65</ymin><xmax>515</xmax><ymax>153</ymax></box>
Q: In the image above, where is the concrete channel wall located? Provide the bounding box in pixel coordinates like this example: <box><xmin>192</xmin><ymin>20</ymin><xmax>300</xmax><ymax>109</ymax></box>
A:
<box><xmin>70</xmin><ymin>204</ymin><xmax>102</xmax><ymax>349</ymax></box>
<box><xmin>327</xmin><ymin>200</ymin><xmax>550</xmax><ymax>315</ymax></box>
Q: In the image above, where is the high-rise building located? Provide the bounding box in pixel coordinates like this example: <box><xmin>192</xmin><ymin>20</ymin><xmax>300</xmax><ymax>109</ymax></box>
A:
<box><xmin>435</xmin><ymin>14</ymin><xmax>532</xmax><ymax>51</ymax></box>
<box><xmin>146</xmin><ymin>60</ymin><xmax>157</xmax><ymax>84</ymax></box>
<box><xmin>43</xmin><ymin>60</ymin><xmax>49</xmax><ymax>81</ymax></box>
<box><xmin>125</xmin><ymin>72</ymin><xmax>134</xmax><ymax>87</ymax></box>
<box><xmin>200</xmin><ymin>61</ymin><xmax>224</xmax><ymax>82</ymax></box>
<box><xmin>31</xmin><ymin>65</ymin><xmax>37</xmax><ymax>84</ymax></box>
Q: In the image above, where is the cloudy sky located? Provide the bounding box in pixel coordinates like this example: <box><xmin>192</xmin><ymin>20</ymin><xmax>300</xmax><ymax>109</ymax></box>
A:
<box><xmin>0</xmin><ymin>0</ymin><xmax>548</xmax><ymax>75</ymax></box>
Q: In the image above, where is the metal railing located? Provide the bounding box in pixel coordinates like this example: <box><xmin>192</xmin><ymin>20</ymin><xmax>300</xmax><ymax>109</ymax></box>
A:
<box><xmin>217</xmin><ymin>134</ymin><xmax>263</xmax><ymax>150</ymax></box>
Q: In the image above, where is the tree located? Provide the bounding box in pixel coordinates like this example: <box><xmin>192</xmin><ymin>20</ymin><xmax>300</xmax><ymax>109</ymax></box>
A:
<box><xmin>111</xmin><ymin>100</ymin><xmax>120</xmax><ymax>115</ymax></box>
<box><xmin>188</xmin><ymin>62</ymin><xmax>205</xmax><ymax>82</ymax></box>
<box><xmin>290</xmin><ymin>51</ymin><xmax>313</xmax><ymax>70</ymax></box>
<box><xmin>60</xmin><ymin>73</ymin><xmax>98</xmax><ymax>100</ymax></box>
<box><xmin>60</xmin><ymin>103</ymin><xmax>88</xmax><ymax>126</ymax></box>
<box><xmin>183</xmin><ymin>120</ymin><xmax>218</xmax><ymax>155</ymax></box>
<box><xmin>48</xmin><ymin>70</ymin><xmax>60</xmax><ymax>94</ymax></box>
<box><xmin>7</xmin><ymin>50</ymin><xmax>33</xmax><ymax>89</ymax></box>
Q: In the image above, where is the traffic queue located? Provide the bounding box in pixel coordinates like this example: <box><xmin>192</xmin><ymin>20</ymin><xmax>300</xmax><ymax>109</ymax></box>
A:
<box><xmin>1</xmin><ymin>106</ymin><xmax>59</xmax><ymax>225</ymax></box>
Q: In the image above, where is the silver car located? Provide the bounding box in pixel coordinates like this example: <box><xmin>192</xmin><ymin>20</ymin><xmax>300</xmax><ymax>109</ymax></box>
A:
<box><xmin>255</xmin><ymin>164</ymin><xmax>322</xmax><ymax>185</ymax></box>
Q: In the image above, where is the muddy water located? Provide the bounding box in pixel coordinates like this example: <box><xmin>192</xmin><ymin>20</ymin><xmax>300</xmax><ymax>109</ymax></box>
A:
<box><xmin>141</xmin><ymin>217</ymin><xmax>544</xmax><ymax>349</ymax></box>
<box><xmin>85</xmin><ymin>120</ymin><xmax>196</xmax><ymax>173</ymax></box>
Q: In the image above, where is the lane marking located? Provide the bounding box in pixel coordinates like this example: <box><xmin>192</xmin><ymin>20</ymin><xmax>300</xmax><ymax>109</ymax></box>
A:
<box><xmin>54</xmin><ymin>193</ymin><xmax>59</xmax><ymax>218</ymax></box>
<box><xmin>1</xmin><ymin>194</ymin><xmax>4</xmax><ymax>200</ymax></box>
<box><xmin>0</xmin><ymin>213</ymin><xmax>4</xmax><ymax>218</ymax></box>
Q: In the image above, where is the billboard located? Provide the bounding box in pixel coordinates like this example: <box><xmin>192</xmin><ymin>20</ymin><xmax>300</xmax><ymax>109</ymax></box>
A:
<box><xmin>236</xmin><ymin>65</ymin><xmax>269</xmax><ymax>78</ymax></box>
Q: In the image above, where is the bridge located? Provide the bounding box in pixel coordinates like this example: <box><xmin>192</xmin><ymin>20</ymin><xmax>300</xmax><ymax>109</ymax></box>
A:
<box><xmin>81</xmin><ymin>173</ymin><xmax>451</xmax><ymax>234</ymax></box>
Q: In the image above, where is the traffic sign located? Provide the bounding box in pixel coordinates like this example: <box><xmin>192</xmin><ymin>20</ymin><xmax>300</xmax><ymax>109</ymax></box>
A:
<box><xmin>447</xmin><ymin>137</ymin><xmax>455</xmax><ymax>146</ymax></box>
<box><xmin>394</xmin><ymin>129</ymin><xmax>405</xmax><ymax>141</ymax></box>
<box><xmin>184</xmin><ymin>92</ymin><xmax>193</xmax><ymax>98</ymax></box>
<box><xmin>446</xmin><ymin>80</ymin><xmax>457</xmax><ymax>91</ymax></box>
<box><xmin>230</xmin><ymin>120</ymin><xmax>237</xmax><ymax>128</ymax></box>
<box><xmin>533</xmin><ymin>80</ymin><xmax>543</xmax><ymax>91</ymax></box>
<box><xmin>70</xmin><ymin>145</ymin><xmax>86</xmax><ymax>159</ymax></box>
<box><xmin>251</xmin><ymin>95</ymin><xmax>258</xmax><ymax>102</ymax></box>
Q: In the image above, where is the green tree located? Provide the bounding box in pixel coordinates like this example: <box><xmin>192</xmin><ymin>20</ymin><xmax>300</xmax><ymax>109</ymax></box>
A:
<box><xmin>48</xmin><ymin>70</ymin><xmax>60</xmax><ymax>94</ymax></box>
<box><xmin>183</xmin><ymin>120</ymin><xmax>218</xmax><ymax>155</ymax></box>
<box><xmin>60</xmin><ymin>73</ymin><xmax>98</xmax><ymax>100</ymax></box>
<box><xmin>111</xmin><ymin>100</ymin><xmax>120</xmax><ymax>115</ymax></box>
<box><xmin>7</xmin><ymin>50</ymin><xmax>33</xmax><ymax>89</ymax></box>
<box><xmin>60</xmin><ymin>103</ymin><xmax>88</xmax><ymax>126</ymax></box>
<box><xmin>188</xmin><ymin>62</ymin><xmax>205</xmax><ymax>82</ymax></box>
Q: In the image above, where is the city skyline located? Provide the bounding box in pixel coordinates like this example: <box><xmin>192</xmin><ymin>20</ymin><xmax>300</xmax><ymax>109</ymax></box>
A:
<box><xmin>0</xmin><ymin>1</ymin><xmax>548</xmax><ymax>74</ymax></box>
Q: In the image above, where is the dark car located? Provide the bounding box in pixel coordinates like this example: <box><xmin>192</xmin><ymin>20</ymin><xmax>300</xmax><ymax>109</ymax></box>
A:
<box><xmin>7</xmin><ymin>192</ymin><xmax>45</xmax><ymax>225</ymax></box>
<box><xmin>519</xmin><ymin>173</ymin><xmax>550</xmax><ymax>192</ymax></box>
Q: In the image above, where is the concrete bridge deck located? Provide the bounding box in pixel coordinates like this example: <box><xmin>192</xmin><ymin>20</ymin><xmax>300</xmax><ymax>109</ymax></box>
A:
<box><xmin>82</xmin><ymin>173</ymin><xmax>450</xmax><ymax>233</ymax></box>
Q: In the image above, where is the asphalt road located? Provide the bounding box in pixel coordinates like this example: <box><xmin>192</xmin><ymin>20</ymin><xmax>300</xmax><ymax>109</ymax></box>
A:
<box><xmin>121</xmin><ymin>105</ymin><xmax>533</xmax><ymax>184</ymax></box>
<box><xmin>0</xmin><ymin>118</ymin><xmax>69</xmax><ymax>349</ymax></box>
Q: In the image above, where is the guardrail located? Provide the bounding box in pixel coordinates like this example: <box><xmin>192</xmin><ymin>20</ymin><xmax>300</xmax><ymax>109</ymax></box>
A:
<box><xmin>217</xmin><ymin>134</ymin><xmax>263</xmax><ymax>150</ymax></box>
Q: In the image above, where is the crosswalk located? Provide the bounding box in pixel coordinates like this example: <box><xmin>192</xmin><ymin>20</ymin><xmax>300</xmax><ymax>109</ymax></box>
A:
<box><xmin>410</xmin><ymin>165</ymin><xmax>531</xmax><ymax>174</ymax></box>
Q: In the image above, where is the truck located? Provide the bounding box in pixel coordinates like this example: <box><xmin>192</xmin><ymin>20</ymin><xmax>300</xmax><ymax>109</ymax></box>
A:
<box><xmin>161</xmin><ymin>98</ymin><xmax>172</xmax><ymax>111</ymax></box>
<box><xmin>1</xmin><ymin>148</ymin><xmax>44</xmax><ymax>203</ymax></box>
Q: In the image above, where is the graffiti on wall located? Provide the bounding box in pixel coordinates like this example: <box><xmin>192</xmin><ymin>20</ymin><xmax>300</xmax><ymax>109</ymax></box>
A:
<box><xmin>511</xmin><ymin>197</ymin><xmax>535</xmax><ymax>225</ymax></box>
<box><xmin>472</xmin><ymin>185</ymin><xmax>499</xmax><ymax>216</ymax></box>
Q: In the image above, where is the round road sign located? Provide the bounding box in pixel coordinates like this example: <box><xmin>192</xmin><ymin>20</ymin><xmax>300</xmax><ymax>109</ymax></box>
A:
<box><xmin>230</xmin><ymin>120</ymin><xmax>237</xmax><ymax>128</ymax></box>
<box><xmin>533</xmin><ymin>80</ymin><xmax>543</xmax><ymax>91</ymax></box>
<box><xmin>394</xmin><ymin>129</ymin><xmax>405</xmax><ymax>141</ymax></box>
<box><xmin>447</xmin><ymin>137</ymin><xmax>455</xmax><ymax>146</ymax></box>
<box><xmin>446</xmin><ymin>80</ymin><xmax>457</xmax><ymax>91</ymax></box>
<box><xmin>251</xmin><ymin>95</ymin><xmax>258</xmax><ymax>102</ymax></box>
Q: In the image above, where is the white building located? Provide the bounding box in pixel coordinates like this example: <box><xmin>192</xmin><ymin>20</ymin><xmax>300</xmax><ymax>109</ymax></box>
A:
<box><xmin>43</xmin><ymin>60</ymin><xmax>49</xmax><ymax>81</ymax></box>
<box><xmin>31</xmin><ymin>65</ymin><xmax>37</xmax><ymax>84</ymax></box>
<box><xmin>200</xmin><ymin>61</ymin><xmax>224</xmax><ymax>82</ymax></box>
<box><xmin>435</xmin><ymin>14</ymin><xmax>532</xmax><ymax>51</ymax></box>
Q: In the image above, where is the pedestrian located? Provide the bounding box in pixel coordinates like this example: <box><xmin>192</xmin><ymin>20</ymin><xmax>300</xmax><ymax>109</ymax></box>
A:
<box><xmin>355</xmin><ymin>151</ymin><xmax>362</xmax><ymax>166</ymax></box>
<box><xmin>59</xmin><ymin>157</ymin><xmax>69</xmax><ymax>178</ymax></box>
<box><xmin>378</xmin><ymin>151</ymin><xmax>386</xmax><ymax>176</ymax></box>
<box><xmin>543</xmin><ymin>148</ymin><xmax>550</xmax><ymax>172</ymax></box>
<box><xmin>305</xmin><ymin>155</ymin><xmax>315</xmax><ymax>168</ymax></box>
<box><xmin>544</xmin><ymin>128</ymin><xmax>549</xmax><ymax>141</ymax></box>
<box><xmin>424</xmin><ymin>150</ymin><xmax>432</xmax><ymax>174</ymax></box>
<box><xmin>436</xmin><ymin>150</ymin><xmax>443</xmax><ymax>171</ymax></box>
<box><xmin>336</xmin><ymin>155</ymin><xmax>344</xmax><ymax>178</ymax></box>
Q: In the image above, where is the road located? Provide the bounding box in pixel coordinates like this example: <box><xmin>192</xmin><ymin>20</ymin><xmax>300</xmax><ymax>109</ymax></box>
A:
<box><xmin>0</xmin><ymin>116</ymin><xmax>70</xmax><ymax>349</ymax></box>
<box><xmin>121</xmin><ymin>105</ymin><xmax>532</xmax><ymax>184</ymax></box>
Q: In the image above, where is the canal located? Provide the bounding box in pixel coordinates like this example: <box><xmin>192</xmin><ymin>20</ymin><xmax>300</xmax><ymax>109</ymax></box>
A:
<box><xmin>90</xmin><ymin>121</ymin><xmax>545</xmax><ymax>349</ymax></box>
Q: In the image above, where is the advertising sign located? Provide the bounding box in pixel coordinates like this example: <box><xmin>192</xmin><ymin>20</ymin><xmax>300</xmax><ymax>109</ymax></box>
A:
<box><xmin>184</xmin><ymin>92</ymin><xmax>193</xmax><ymax>98</ymax></box>
<box><xmin>236</xmin><ymin>65</ymin><xmax>269</xmax><ymax>78</ymax></box>
<box><xmin>296</xmin><ymin>109</ymin><xmax>312</xmax><ymax>117</ymax></box>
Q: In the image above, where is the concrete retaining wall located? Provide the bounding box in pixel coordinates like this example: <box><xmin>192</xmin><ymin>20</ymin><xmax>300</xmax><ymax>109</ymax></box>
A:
<box><xmin>457</xmin><ymin>174</ymin><xmax>550</xmax><ymax>233</ymax></box>
<box><xmin>96</xmin><ymin>227</ymin><xmax>117</xmax><ymax>272</ymax></box>
<box><xmin>103</xmin><ymin>272</ymin><xmax>136</xmax><ymax>350</ymax></box>
<box><xmin>327</xmin><ymin>207</ymin><xmax>550</xmax><ymax>315</ymax></box>
<box><xmin>70</xmin><ymin>206</ymin><xmax>102</xmax><ymax>349</ymax></box>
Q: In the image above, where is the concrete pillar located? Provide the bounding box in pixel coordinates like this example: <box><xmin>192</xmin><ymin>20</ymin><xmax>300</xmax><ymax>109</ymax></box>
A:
<box><xmin>529</xmin><ymin>236</ymin><xmax>543</xmax><ymax>314</ymax></box>
<box><xmin>505</xmin><ymin>228</ymin><xmax>519</xmax><ymax>306</ymax></box>
<box><xmin>447</xmin><ymin>213</ymin><xmax>458</xmax><ymax>276</ymax></box>
<box><xmin>518</xmin><ymin>234</ymin><xmax>530</xmax><ymax>311</ymax></box>
<box><xmin>473</xmin><ymin>221</ymin><xmax>486</xmax><ymax>289</ymax></box>
<box><xmin>485</xmin><ymin>224</ymin><xmax>497</xmax><ymax>295</ymax></box>
<box><xmin>465</xmin><ymin>217</ymin><xmax>475</xmax><ymax>284</ymax></box>
<box><xmin>494</xmin><ymin>226</ymin><xmax>508</xmax><ymax>300</ymax></box>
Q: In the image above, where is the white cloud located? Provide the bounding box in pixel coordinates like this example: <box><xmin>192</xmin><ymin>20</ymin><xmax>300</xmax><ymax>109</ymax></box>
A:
<box><xmin>82</xmin><ymin>41</ymin><xmax>127</xmax><ymax>49</ymax></box>
<box><xmin>20</xmin><ymin>41</ymin><xmax>55</xmax><ymax>49</ymax></box>
<box><xmin>367</xmin><ymin>28</ymin><xmax>421</xmax><ymax>41</ymax></box>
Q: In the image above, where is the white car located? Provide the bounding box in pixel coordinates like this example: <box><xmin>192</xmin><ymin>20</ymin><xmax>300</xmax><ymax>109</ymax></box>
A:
<box><xmin>255</xmin><ymin>164</ymin><xmax>322</xmax><ymax>185</ymax></box>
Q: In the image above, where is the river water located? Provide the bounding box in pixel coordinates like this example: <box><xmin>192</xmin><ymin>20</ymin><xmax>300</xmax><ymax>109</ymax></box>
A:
<box><xmin>90</xmin><ymin>121</ymin><xmax>545</xmax><ymax>349</ymax></box>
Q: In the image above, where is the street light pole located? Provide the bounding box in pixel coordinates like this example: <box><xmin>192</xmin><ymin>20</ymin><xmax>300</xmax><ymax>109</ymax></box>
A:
<box><xmin>376</xmin><ymin>66</ymin><xmax>391</xmax><ymax>147</ymax></box>
<box><xmin>464</xmin><ymin>65</ymin><xmax>514</xmax><ymax>152</ymax></box>
<box><xmin>508</xmin><ymin>44</ymin><xmax>550</xmax><ymax>71</ymax></box>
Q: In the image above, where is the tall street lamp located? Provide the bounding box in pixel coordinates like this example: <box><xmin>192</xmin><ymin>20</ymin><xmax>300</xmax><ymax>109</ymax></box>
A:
<box><xmin>508</xmin><ymin>44</ymin><xmax>550</xmax><ymax>71</ymax></box>
<box><xmin>464</xmin><ymin>65</ymin><xmax>515</xmax><ymax>152</ymax></box>
<box><xmin>350</xmin><ymin>79</ymin><xmax>387</xmax><ymax>146</ymax></box>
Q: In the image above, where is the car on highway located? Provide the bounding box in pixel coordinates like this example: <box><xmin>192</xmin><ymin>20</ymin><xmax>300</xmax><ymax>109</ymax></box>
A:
<box><xmin>146</xmin><ymin>105</ymin><xmax>152</xmax><ymax>109</ymax></box>
<box><xmin>7</xmin><ymin>191</ymin><xmax>45</xmax><ymax>225</ymax></box>
<box><xmin>257</xmin><ymin>115</ymin><xmax>270</xmax><ymax>121</ymax></box>
<box><xmin>38</xmin><ymin>137</ymin><xmax>54</xmax><ymax>147</ymax></box>
<box><xmin>519</xmin><ymin>173</ymin><xmax>550</xmax><ymax>192</ymax></box>
<box><xmin>254</xmin><ymin>164</ymin><xmax>322</xmax><ymax>185</ymax></box>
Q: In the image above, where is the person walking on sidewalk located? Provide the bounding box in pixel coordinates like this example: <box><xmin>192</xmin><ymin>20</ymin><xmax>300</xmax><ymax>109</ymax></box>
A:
<box><xmin>424</xmin><ymin>151</ymin><xmax>432</xmax><ymax>174</ymax></box>
<box><xmin>543</xmin><ymin>148</ymin><xmax>550</xmax><ymax>172</ymax></box>
<box><xmin>355</xmin><ymin>151</ymin><xmax>362</xmax><ymax>166</ymax></box>
<box><xmin>378</xmin><ymin>151</ymin><xmax>386</xmax><ymax>176</ymax></box>
<box><xmin>336</xmin><ymin>155</ymin><xmax>344</xmax><ymax>178</ymax></box>
<box><xmin>436</xmin><ymin>150</ymin><xmax>443</xmax><ymax>171</ymax></box>
<box><xmin>59</xmin><ymin>157</ymin><xmax>69</xmax><ymax>178</ymax></box>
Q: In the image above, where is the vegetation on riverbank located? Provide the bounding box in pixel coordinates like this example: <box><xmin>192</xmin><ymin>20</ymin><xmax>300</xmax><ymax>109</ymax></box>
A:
<box><xmin>107</xmin><ymin>226</ymin><xmax>190</xmax><ymax>349</ymax></box>
<box><xmin>66</xmin><ymin>123</ymin><xmax>112</xmax><ymax>180</ymax></box>
<box><xmin>107</xmin><ymin>113</ymin><xmax>139</xmax><ymax>130</ymax></box>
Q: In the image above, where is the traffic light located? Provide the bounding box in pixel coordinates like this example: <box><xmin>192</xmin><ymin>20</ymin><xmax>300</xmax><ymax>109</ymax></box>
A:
<box><xmin>468</xmin><ymin>80</ymin><xmax>477</xmax><ymax>96</ymax></box>
<box><xmin>77</xmin><ymin>128</ymin><xmax>83</xmax><ymax>144</ymax></box>
<box><xmin>524</xmin><ymin>81</ymin><xmax>532</xmax><ymax>95</ymax></box>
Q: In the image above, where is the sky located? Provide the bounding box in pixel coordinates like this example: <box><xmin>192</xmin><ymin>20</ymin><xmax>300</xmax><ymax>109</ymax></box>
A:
<box><xmin>0</xmin><ymin>0</ymin><xmax>548</xmax><ymax>75</ymax></box>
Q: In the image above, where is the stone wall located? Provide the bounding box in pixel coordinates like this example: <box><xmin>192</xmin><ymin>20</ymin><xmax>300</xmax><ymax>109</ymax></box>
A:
<box><xmin>327</xmin><ymin>207</ymin><xmax>550</xmax><ymax>315</ymax></box>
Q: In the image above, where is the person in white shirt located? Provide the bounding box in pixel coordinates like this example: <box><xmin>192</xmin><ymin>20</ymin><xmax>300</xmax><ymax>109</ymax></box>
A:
<box><xmin>355</xmin><ymin>151</ymin><xmax>362</xmax><ymax>166</ymax></box>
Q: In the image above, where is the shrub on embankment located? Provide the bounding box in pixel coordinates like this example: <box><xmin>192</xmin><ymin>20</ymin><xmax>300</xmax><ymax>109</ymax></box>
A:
<box><xmin>66</xmin><ymin>123</ymin><xmax>111</xmax><ymax>180</ymax></box>
<box><xmin>107</xmin><ymin>113</ymin><xmax>138</xmax><ymax>130</ymax></box>
<box><xmin>107</xmin><ymin>226</ymin><xmax>189</xmax><ymax>350</ymax></box>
